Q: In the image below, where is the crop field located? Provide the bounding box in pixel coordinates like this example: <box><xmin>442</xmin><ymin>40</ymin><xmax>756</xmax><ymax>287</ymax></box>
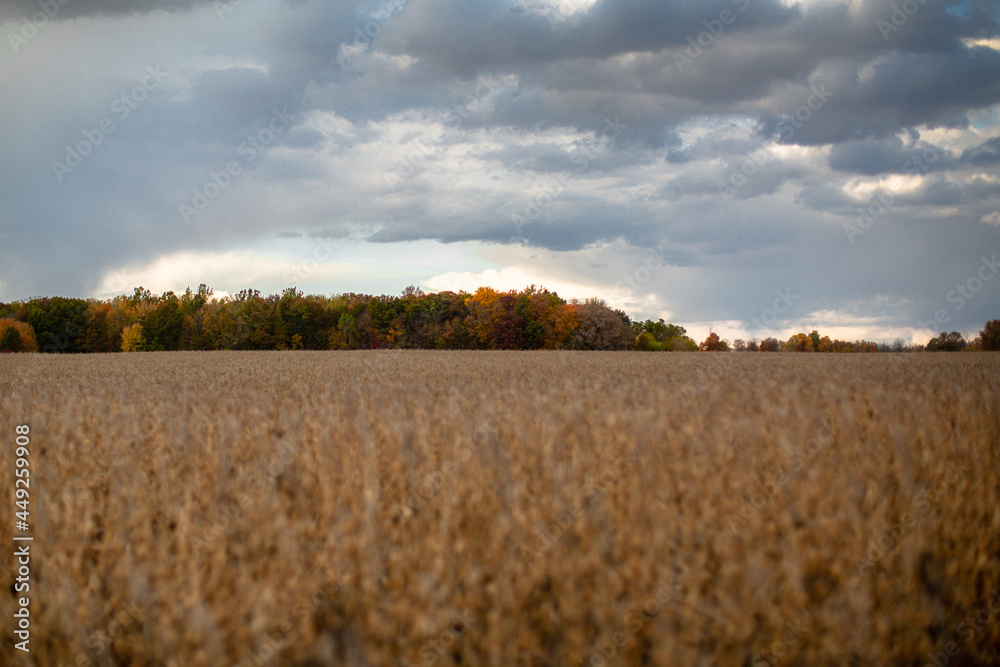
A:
<box><xmin>1</xmin><ymin>351</ymin><xmax>999</xmax><ymax>666</ymax></box>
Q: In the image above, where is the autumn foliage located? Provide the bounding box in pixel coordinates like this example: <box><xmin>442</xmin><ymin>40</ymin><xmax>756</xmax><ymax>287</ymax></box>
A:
<box><xmin>0</xmin><ymin>285</ymin><xmax>633</xmax><ymax>353</ymax></box>
<box><xmin>0</xmin><ymin>318</ymin><xmax>37</xmax><ymax>352</ymax></box>
<box><xmin>0</xmin><ymin>287</ymin><xmax>996</xmax><ymax>354</ymax></box>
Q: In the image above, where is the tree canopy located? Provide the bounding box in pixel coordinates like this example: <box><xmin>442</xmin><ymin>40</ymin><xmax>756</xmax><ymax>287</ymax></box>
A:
<box><xmin>0</xmin><ymin>285</ymin><xmax>994</xmax><ymax>354</ymax></box>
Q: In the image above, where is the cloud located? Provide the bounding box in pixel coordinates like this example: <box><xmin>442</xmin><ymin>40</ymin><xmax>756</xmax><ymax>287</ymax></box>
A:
<box><xmin>0</xmin><ymin>0</ymin><xmax>214</xmax><ymax>20</ymax></box>
<box><xmin>1</xmin><ymin>0</ymin><xmax>999</xmax><ymax>342</ymax></box>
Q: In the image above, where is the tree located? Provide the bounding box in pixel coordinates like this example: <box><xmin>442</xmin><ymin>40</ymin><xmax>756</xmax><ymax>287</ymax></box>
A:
<box><xmin>568</xmin><ymin>299</ymin><xmax>633</xmax><ymax>350</ymax></box>
<box><xmin>980</xmin><ymin>319</ymin><xmax>1000</xmax><ymax>351</ymax></box>
<box><xmin>632</xmin><ymin>319</ymin><xmax>696</xmax><ymax>351</ymax></box>
<box><xmin>759</xmin><ymin>337</ymin><xmax>780</xmax><ymax>352</ymax></box>
<box><xmin>121</xmin><ymin>323</ymin><xmax>146</xmax><ymax>352</ymax></box>
<box><xmin>0</xmin><ymin>325</ymin><xmax>21</xmax><ymax>352</ymax></box>
<box><xmin>0</xmin><ymin>319</ymin><xmax>35</xmax><ymax>352</ymax></box>
<box><xmin>926</xmin><ymin>331</ymin><xmax>966</xmax><ymax>352</ymax></box>
<box><xmin>338</xmin><ymin>312</ymin><xmax>360</xmax><ymax>349</ymax></box>
<box><xmin>635</xmin><ymin>332</ymin><xmax>661</xmax><ymax>351</ymax></box>
<box><xmin>82</xmin><ymin>301</ymin><xmax>129</xmax><ymax>353</ymax></box>
<box><xmin>699</xmin><ymin>332</ymin><xmax>729</xmax><ymax>352</ymax></box>
<box><xmin>782</xmin><ymin>333</ymin><xmax>814</xmax><ymax>352</ymax></box>
<box><xmin>25</xmin><ymin>296</ymin><xmax>87</xmax><ymax>353</ymax></box>
<box><xmin>401</xmin><ymin>285</ymin><xmax>424</xmax><ymax>298</ymax></box>
<box><xmin>142</xmin><ymin>293</ymin><xmax>184</xmax><ymax>351</ymax></box>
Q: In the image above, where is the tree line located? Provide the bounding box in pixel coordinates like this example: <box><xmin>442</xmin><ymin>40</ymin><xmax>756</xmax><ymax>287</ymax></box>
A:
<box><xmin>0</xmin><ymin>284</ymin><xmax>997</xmax><ymax>353</ymax></box>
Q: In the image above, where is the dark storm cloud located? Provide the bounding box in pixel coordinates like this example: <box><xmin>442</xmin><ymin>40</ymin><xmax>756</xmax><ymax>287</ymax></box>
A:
<box><xmin>962</xmin><ymin>136</ymin><xmax>1000</xmax><ymax>164</ymax></box>
<box><xmin>760</xmin><ymin>47</ymin><xmax>1000</xmax><ymax>146</ymax></box>
<box><xmin>797</xmin><ymin>176</ymin><xmax>1000</xmax><ymax>217</ymax></box>
<box><xmin>479</xmin><ymin>140</ymin><xmax>658</xmax><ymax>174</ymax></box>
<box><xmin>0</xmin><ymin>0</ymin><xmax>213</xmax><ymax>20</ymax></box>
<box><xmin>828</xmin><ymin>137</ymin><xmax>957</xmax><ymax>175</ymax></box>
<box><xmin>379</xmin><ymin>0</ymin><xmax>800</xmax><ymax>77</ymax></box>
<box><xmin>2</xmin><ymin>0</ymin><xmax>999</xmax><ymax>337</ymax></box>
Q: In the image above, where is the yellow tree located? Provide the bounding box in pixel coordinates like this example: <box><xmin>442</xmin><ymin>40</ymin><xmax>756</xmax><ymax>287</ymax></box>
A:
<box><xmin>782</xmin><ymin>333</ymin><xmax>814</xmax><ymax>352</ymax></box>
<box><xmin>121</xmin><ymin>323</ymin><xmax>146</xmax><ymax>352</ymax></box>
<box><xmin>464</xmin><ymin>287</ymin><xmax>502</xmax><ymax>347</ymax></box>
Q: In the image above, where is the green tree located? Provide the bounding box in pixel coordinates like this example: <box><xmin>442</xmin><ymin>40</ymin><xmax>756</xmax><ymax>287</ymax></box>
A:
<box><xmin>809</xmin><ymin>330</ymin><xmax>821</xmax><ymax>350</ymax></box>
<box><xmin>632</xmin><ymin>319</ymin><xmax>694</xmax><ymax>351</ymax></box>
<box><xmin>635</xmin><ymin>332</ymin><xmax>662</xmax><ymax>351</ymax></box>
<box><xmin>926</xmin><ymin>331</ymin><xmax>965</xmax><ymax>352</ymax></box>
<box><xmin>25</xmin><ymin>296</ymin><xmax>87</xmax><ymax>353</ymax></box>
<box><xmin>0</xmin><ymin>324</ymin><xmax>22</xmax><ymax>351</ymax></box>
<box><xmin>142</xmin><ymin>292</ymin><xmax>184</xmax><ymax>351</ymax></box>
<box><xmin>338</xmin><ymin>312</ymin><xmax>360</xmax><ymax>349</ymax></box>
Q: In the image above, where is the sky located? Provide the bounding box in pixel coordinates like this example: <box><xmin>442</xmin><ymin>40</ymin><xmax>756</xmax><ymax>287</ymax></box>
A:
<box><xmin>1</xmin><ymin>0</ymin><xmax>999</xmax><ymax>344</ymax></box>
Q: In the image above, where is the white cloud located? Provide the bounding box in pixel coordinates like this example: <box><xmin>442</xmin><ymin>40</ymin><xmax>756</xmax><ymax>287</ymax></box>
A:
<box><xmin>511</xmin><ymin>0</ymin><xmax>599</xmax><ymax>25</ymax></box>
<box><xmin>93</xmin><ymin>239</ymin><xmax>497</xmax><ymax>299</ymax></box>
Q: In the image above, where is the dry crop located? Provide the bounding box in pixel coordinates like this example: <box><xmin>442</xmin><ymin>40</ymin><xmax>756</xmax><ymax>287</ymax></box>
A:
<box><xmin>1</xmin><ymin>351</ymin><xmax>999</xmax><ymax>666</ymax></box>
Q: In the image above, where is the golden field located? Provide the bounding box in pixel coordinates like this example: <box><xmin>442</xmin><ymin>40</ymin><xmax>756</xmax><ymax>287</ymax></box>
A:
<box><xmin>1</xmin><ymin>351</ymin><xmax>999</xmax><ymax>666</ymax></box>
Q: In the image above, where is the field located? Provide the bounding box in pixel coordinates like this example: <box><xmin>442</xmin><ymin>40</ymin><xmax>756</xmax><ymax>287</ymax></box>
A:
<box><xmin>2</xmin><ymin>351</ymin><xmax>999</xmax><ymax>666</ymax></box>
